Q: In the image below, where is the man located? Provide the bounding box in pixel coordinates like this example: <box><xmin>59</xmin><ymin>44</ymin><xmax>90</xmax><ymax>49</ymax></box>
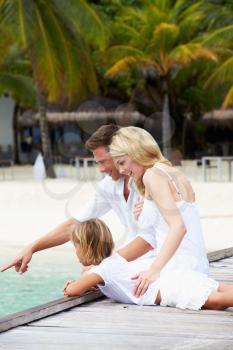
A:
<box><xmin>0</xmin><ymin>124</ymin><xmax>153</xmax><ymax>275</ymax></box>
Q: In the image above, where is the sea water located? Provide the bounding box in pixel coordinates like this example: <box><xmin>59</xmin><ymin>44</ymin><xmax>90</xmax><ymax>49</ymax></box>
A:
<box><xmin>0</xmin><ymin>244</ymin><xmax>82</xmax><ymax>317</ymax></box>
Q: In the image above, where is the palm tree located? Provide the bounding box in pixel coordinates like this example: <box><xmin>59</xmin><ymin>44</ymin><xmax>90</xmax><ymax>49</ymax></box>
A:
<box><xmin>189</xmin><ymin>0</ymin><xmax>233</xmax><ymax>110</ymax></box>
<box><xmin>0</xmin><ymin>38</ymin><xmax>37</xmax><ymax>164</ymax></box>
<box><xmin>203</xmin><ymin>25</ymin><xmax>233</xmax><ymax>109</ymax></box>
<box><xmin>105</xmin><ymin>0</ymin><xmax>217</xmax><ymax>158</ymax></box>
<box><xmin>0</xmin><ymin>0</ymin><xmax>105</xmax><ymax>177</ymax></box>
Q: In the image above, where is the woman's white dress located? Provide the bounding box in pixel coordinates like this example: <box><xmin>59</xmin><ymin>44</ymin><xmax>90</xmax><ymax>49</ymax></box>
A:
<box><xmin>136</xmin><ymin>166</ymin><xmax>209</xmax><ymax>274</ymax></box>
<box><xmin>90</xmin><ymin>253</ymin><xmax>218</xmax><ymax>310</ymax></box>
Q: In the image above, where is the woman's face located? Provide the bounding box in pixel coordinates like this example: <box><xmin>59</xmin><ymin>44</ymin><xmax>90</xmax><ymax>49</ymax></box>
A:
<box><xmin>114</xmin><ymin>155</ymin><xmax>144</xmax><ymax>180</ymax></box>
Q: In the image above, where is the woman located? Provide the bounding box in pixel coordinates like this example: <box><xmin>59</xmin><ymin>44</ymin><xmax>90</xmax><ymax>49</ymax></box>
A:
<box><xmin>109</xmin><ymin>126</ymin><xmax>209</xmax><ymax>298</ymax></box>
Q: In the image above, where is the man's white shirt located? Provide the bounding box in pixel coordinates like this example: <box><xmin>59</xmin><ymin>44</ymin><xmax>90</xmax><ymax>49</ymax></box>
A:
<box><xmin>74</xmin><ymin>175</ymin><xmax>156</xmax><ymax>248</ymax></box>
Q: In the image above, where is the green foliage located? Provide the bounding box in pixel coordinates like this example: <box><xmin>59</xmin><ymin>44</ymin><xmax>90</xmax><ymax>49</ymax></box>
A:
<box><xmin>0</xmin><ymin>0</ymin><xmax>106</xmax><ymax>106</ymax></box>
<box><xmin>0</xmin><ymin>72</ymin><xmax>37</xmax><ymax>107</ymax></box>
<box><xmin>0</xmin><ymin>43</ymin><xmax>36</xmax><ymax>107</ymax></box>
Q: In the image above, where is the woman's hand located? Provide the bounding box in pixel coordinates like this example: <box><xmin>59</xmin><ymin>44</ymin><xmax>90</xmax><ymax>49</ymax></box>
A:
<box><xmin>133</xmin><ymin>197</ymin><xmax>144</xmax><ymax>220</ymax></box>
<box><xmin>131</xmin><ymin>268</ymin><xmax>160</xmax><ymax>297</ymax></box>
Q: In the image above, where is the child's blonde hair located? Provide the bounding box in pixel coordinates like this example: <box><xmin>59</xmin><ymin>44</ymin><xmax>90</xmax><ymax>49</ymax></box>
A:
<box><xmin>72</xmin><ymin>219</ymin><xmax>114</xmax><ymax>266</ymax></box>
<box><xmin>110</xmin><ymin>126</ymin><xmax>171</xmax><ymax>195</ymax></box>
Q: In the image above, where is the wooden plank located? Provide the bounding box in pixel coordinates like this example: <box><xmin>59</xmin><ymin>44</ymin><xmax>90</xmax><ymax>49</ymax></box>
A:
<box><xmin>1</xmin><ymin>309</ymin><xmax>233</xmax><ymax>349</ymax></box>
<box><xmin>5</xmin><ymin>253</ymin><xmax>232</xmax><ymax>350</ymax></box>
<box><xmin>1</xmin><ymin>331</ymin><xmax>232</xmax><ymax>350</ymax></box>
<box><xmin>208</xmin><ymin>247</ymin><xmax>233</xmax><ymax>262</ymax></box>
<box><xmin>1</xmin><ymin>251</ymin><xmax>233</xmax><ymax>339</ymax></box>
<box><xmin>0</xmin><ymin>290</ymin><xmax>103</xmax><ymax>333</ymax></box>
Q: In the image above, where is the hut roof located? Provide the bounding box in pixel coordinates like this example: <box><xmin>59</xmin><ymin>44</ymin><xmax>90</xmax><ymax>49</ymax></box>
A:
<box><xmin>18</xmin><ymin>111</ymin><xmax>146</xmax><ymax>127</ymax></box>
<box><xmin>203</xmin><ymin>109</ymin><xmax>233</xmax><ymax>128</ymax></box>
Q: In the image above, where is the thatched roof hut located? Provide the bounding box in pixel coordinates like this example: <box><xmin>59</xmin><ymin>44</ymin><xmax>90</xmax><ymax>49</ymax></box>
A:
<box><xmin>18</xmin><ymin>111</ymin><xmax>147</xmax><ymax>130</ymax></box>
<box><xmin>203</xmin><ymin>110</ymin><xmax>233</xmax><ymax>129</ymax></box>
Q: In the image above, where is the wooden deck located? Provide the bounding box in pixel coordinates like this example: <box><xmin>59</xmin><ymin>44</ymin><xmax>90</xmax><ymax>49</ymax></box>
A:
<box><xmin>0</xmin><ymin>249</ymin><xmax>233</xmax><ymax>349</ymax></box>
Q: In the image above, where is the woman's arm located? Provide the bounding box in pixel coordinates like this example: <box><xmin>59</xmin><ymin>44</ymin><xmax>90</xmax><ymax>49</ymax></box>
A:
<box><xmin>133</xmin><ymin>169</ymin><xmax>186</xmax><ymax>297</ymax></box>
<box><xmin>145</xmin><ymin>169</ymin><xmax>186</xmax><ymax>269</ymax></box>
<box><xmin>63</xmin><ymin>273</ymin><xmax>103</xmax><ymax>297</ymax></box>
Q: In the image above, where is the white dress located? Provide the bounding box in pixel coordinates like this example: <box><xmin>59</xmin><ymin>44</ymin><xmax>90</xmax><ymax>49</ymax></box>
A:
<box><xmin>137</xmin><ymin>166</ymin><xmax>209</xmax><ymax>274</ymax></box>
<box><xmin>90</xmin><ymin>253</ymin><xmax>219</xmax><ymax>310</ymax></box>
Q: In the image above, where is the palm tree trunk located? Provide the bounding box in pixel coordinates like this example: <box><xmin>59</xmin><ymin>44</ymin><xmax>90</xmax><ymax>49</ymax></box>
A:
<box><xmin>181</xmin><ymin>113</ymin><xmax>189</xmax><ymax>158</ymax></box>
<box><xmin>162</xmin><ymin>93</ymin><xmax>172</xmax><ymax>159</ymax></box>
<box><xmin>38</xmin><ymin>105</ymin><xmax>56</xmax><ymax>178</ymax></box>
<box><xmin>12</xmin><ymin>104</ymin><xmax>20</xmax><ymax>164</ymax></box>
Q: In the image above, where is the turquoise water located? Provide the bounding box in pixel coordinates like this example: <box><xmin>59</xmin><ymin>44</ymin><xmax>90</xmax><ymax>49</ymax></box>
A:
<box><xmin>0</xmin><ymin>245</ymin><xmax>82</xmax><ymax>317</ymax></box>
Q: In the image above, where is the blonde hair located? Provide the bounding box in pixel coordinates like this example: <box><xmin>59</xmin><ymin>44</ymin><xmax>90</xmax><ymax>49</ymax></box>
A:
<box><xmin>72</xmin><ymin>219</ymin><xmax>114</xmax><ymax>266</ymax></box>
<box><xmin>110</xmin><ymin>126</ymin><xmax>171</xmax><ymax>195</ymax></box>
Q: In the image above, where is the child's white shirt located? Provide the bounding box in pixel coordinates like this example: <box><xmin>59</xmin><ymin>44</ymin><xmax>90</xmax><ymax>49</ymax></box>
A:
<box><xmin>89</xmin><ymin>253</ymin><xmax>219</xmax><ymax>310</ymax></box>
<box><xmin>90</xmin><ymin>253</ymin><xmax>159</xmax><ymax>305</ymax></box>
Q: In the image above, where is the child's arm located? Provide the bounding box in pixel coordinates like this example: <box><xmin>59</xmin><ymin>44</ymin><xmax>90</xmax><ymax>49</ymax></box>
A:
<box><xmin>63</xmin><ymin>273</ymin><xmax>103</xmax><ymax>297</ymax></box>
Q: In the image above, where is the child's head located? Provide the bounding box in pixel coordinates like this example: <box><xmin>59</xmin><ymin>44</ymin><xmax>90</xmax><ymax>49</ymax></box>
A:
<box><xmin>72</xmin><ymin>219</ymin><xmax>114</xmax><ymax>266</ymax></box>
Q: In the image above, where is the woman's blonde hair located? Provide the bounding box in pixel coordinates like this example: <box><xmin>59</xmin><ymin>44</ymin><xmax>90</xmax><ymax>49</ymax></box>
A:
<box><xmin>72</xmin><ymin>219</ymin><xmax>114</xmax><ymax>266</ymax></box>
<box><xmin>110</xmin><ymin>126</ymin><xmax>171</xmax><ymax>195</ymax></box>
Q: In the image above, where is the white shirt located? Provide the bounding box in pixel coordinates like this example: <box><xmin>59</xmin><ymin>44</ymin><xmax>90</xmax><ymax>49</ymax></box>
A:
<box><xmin>90</xmin><ymin>253</ymin><xmax>159</xmax><ymax>305</ymax></box>
<box><xmin>74</xmin><ymin>175</ymin><xmax>155</xmax><ymax>247</ymax></box>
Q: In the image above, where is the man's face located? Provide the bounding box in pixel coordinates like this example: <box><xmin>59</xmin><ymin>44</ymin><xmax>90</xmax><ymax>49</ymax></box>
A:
<box><xmin>93</xmin><ymin>146</ymin><xmax>121</xmax><ymax>181</ymax></box>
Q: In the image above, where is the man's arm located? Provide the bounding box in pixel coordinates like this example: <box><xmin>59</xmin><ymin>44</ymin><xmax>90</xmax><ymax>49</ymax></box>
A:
<box><xmin>0</xmin><ymin>218</ymin><xmax>78</xmax><ymax>274</ymax></box>
<box><xmin>118</xmin><ymin>237</ymin><xmax>153</xmax><ymax>261</ymax></box>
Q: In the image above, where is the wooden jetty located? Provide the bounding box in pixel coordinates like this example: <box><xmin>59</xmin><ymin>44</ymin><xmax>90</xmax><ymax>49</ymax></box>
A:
<box><xmin>0</xmin><ymin>248</ymin><xmax>233</xmax><ymax>349</ymax></box>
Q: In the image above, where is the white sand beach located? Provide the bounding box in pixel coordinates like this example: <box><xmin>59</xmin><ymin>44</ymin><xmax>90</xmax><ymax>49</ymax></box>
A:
<box><xmin>0</xmin><ymin>163</ymin><xmax>233</xmax><ymax>256</ymax></box>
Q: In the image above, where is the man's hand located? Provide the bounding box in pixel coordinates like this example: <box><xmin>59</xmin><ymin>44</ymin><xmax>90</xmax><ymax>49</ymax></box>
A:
<box><xmin>133</xmin><ymin>197</ymin><xmax>144</xmax><ymax>221</ymax></box>
<box><xmin>0</xmin><ymin>248</ymin><xmax>33</xmax><ymax>274</ymax></box>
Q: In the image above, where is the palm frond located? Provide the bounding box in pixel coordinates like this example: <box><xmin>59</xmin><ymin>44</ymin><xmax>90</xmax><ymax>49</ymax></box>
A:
<box><xmin>170</xmin><ymin>43</ymin><xmax>218</xmax><ymax>65</ymax></box>
<box><xmin>106</xmin><ymin>56</ymin><xmax>156</xmax><ymax>77</ymax></box>
<box><xmin>205</xmin><ymin>56</ymin><xmax>233</xmax><ymax>86</ymax></box>
<box><xmin>199</xmin><ymin>3</ymin><xmax>233</xmax><ymax>30</ymax></box>
<box><xmin>106</xmin><ymin>45</ymin><xmax>145</xmax><ymax>63</ymax></box>
<box><xmin>178</xmin><ymin>11</ymin><xmax>204</xmax><ymax>42</ymax></box>
<box><xmin>52</xmin><ymin>0</ymin><xmax>106</xmax><ymax>49</ymax></box>
<box><xmin>149</xmin><ymin>0</ymin><xmax>172</xmax><ymax>12</ymax></box>
<box><xmin>112</xmin><ymin>23</ymin><xmax>146</xmax><ymax>46</ymax></box>
<box><xmin>0</xmin><ymin>72</ymin><xmax>36</xmax><ymax>106</ymax></box>
<box><xmin>106</xmin><ymin>57</ymin><xmax>139</xmax><ymax>77</ymax></box>
<box><xmin>222</xmin><ymin>85</ymin><xmax>233</xmax><ymax>109</ymax></box>
<box><xmin>150</xmin><ymin>23</ymin><xmax>179</xmax><ymax>52</ymax></box>
<box><xmin>203</xmin><ymin>25</ymin><xmax>233</xmax><ymax>47</ymax></box>
<box><xmin>32</xmin><ymin>4</ymin><xmax>61</xmax><ymax>101</ymax></box>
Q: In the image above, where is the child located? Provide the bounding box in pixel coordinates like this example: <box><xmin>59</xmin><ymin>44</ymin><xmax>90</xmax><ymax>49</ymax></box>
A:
<box><xmin>63</xmin><ymin>219</ymin><xmax>233</xmax><ymax>311</ymax></box>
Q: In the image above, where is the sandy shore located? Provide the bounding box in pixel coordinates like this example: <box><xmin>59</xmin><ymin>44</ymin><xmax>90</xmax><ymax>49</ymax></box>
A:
<box><xmin>1</xmin><ymin>165</ymin><xmax>233</xmax><ymax>254</ymax></box>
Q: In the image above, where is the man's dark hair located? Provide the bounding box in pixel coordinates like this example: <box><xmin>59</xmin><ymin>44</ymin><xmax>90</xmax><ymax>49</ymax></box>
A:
<box><xmin>85</xmin><ymin>124</ymin><xmax>121</xmax><ymax>151</ymax></box>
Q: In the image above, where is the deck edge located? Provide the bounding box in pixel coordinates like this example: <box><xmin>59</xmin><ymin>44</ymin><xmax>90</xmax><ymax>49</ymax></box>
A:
<box><xmin>0</xmin><ymin>289</ymin><xmax>103</xmax><ymax>333</ymax></box>
<box><xmin>207</xmin><ymin>247</ymin><xmax>233</xmax><ymax>262</ymax></box>
<box><xmin>1</xmin><ymin>247</ymin><xmax>233</xmax><ymax>333</ymax></box>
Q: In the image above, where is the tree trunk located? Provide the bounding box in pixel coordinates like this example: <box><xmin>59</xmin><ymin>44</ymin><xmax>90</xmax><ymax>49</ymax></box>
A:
<box><xmin>162</xmin><ymin>93</ymin><xmax>172</xmax><ymax>160</ymax></box>
<box><xmin>38</xmin><ymin>106</ymin><xmax>56</xmax><ymax>178</ymax></box>
<box><xmin>37</xmin><ymin>90</ymin><xmax>56</xmax><ymax>178</ymax></box>
<box><xmin>12</xmin><ymin>104</ymin><xmax>20</xmax><ymax>164</ymax></box>
<box><xmin>181</xmin><ymin>114</ymin><xmax>189</xmax><ymax>158</ymax></box>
